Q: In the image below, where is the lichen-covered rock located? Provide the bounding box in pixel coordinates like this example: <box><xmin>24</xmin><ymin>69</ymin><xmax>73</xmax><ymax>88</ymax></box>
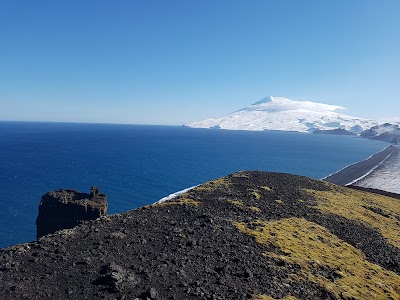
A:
<box><xmin>36</xmin><ymin>186</ymin><xmax>107</xmax><ymax>238</ymax></box>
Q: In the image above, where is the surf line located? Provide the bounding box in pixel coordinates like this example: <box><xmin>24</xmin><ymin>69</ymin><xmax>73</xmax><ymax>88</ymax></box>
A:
<box><xmin>321</xmin><ymin>145</ymin><xmax>392</xmax><ymax>181</ymax></box>
<box><xmin>155</xmin><ymin>185</ymin><xmax>200</xmax><ymax>204</ymax></box>
<box><xmin>345</xmin><ymin>150</ymin><xmax>395</xmax><ymax>186</ymax></box>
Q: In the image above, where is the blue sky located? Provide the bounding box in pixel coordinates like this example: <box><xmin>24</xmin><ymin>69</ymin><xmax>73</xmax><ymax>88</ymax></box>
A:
<box><xmin>1</xmin><ymin>0</ymin><xmax>399</xmax><ymax>124</ymax></box>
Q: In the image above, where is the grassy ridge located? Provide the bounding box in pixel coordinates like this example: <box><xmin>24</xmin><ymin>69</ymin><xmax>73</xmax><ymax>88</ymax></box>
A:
<box><xmin>1</xmin><ymin>171</ymin><xmax>399</xmax><ymax>299</ymax></box>
<box><xmin>235</xmin><ymin>218</ymin><xmax>399</xmax><ymax>299</ymax></box>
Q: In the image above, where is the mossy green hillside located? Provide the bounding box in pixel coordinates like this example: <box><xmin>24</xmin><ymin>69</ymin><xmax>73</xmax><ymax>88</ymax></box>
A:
<box><xmin>306</xmin><ymin>187</ymin><xmax>400</xmax><ymax>249</ymax></box>
<box><xmin>235</xmin><ymin>218</ymin><xmax>400</xmax><ymax>300</ymax></box>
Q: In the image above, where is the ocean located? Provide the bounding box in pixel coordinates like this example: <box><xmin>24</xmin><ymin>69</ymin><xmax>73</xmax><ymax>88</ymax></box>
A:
<box><xmin>0</xmin><ymin>122</ymin><xmax>388</xmax><ymax>248</ymax></box>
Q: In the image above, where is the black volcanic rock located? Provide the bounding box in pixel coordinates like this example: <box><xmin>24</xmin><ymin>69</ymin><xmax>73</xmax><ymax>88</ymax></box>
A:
<box><xmin>36</xmin><ymin>186</ymin><xmax>107</xmax><ymax>238</ymax></box>
<box><xmin>313</xmin><ymin>128</ymin><xmax>356</xmax><ymax>136</ymax></box>
<box><xmin>1</xmin><ymin>172</ymin><xmax>399</xmax><ymax>299</ymax></box>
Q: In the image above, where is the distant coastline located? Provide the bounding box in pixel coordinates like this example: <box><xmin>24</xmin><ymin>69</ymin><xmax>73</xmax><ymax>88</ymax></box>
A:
<box><xmin>159</xmin><ymin>143</ymin><xmax>399</xmax><ymax>205</ymax></box>
<box><xmin>324</xmin><ymin>145</ymin><xmax>400</xmax><ymax>193</ymax></box>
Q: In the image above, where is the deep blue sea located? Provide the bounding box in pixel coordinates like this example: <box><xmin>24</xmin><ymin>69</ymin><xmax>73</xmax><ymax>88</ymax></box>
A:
<box><xmin>0</xmin><ymin>122</ymin><xmax>388</xmax><ymax>248</ymax></box>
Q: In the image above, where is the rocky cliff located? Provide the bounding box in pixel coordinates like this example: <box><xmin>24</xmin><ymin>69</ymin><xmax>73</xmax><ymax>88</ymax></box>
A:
<box><xmin>36</xmin><ymin>186</ymin><xmax>107</xmax><ymax>238</ymax></box>
<box><xmin>1</xmin><ymin>172</ymin><xmax>399</xmax><ymax>299</ymax></box>
<box><xmin>313</xmin><ymin>128</ymin><xmax>356</xmax><ymax>136</ymax></box>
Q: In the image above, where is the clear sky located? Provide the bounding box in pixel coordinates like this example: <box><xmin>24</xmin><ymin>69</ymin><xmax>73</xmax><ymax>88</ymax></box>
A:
<box><xmin>1</xmin><ymin>0</ymin><xmax>399</xmax><ymax>124</ymax></box>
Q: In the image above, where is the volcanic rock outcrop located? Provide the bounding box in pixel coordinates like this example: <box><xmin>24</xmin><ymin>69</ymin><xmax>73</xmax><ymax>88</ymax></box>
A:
<box><xmin>36</xmin><ymin>186</ymin><xmax>107</xmax><ymax>238</ymax></box>
<box><xmin>313</xmin><ymin>128</ymin><xmax>356</xmax><ymax>136</ymax></box>
<box><xmin>1</xmin><ymin>172</ymin><xmax>399</xmax><ymax>299</ymax></box>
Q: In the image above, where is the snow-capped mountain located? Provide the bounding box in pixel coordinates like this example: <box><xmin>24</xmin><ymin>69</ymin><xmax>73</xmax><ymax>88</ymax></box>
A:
<box><xmin>186</xmin><ymin>96</ymin><xmax>379</xmax><ymax>134</ymax></box>
<box><xmin>361</xmin><ymin>123</ymin><xmax>400</xmax><ymax>144</ymax></box>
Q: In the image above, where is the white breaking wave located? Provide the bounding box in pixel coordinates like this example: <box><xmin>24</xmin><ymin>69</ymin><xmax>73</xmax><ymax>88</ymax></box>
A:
<box><xmin>354</xmin><ymin>146</ymin><xmax>400</xmax><ymax>194</ymax></box>
<box><xmin>346</xmin><ymin>151</ymin><xmax>394</xmax><ymax>186</ymax></box>
<box><xmin>155</xmin><ymin>185</ymin><xmax>200</xmax><ymax>204</ymax></box>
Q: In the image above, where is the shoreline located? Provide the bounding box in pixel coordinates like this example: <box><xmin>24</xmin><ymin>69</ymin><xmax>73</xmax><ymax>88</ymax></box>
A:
<box><xmin>324</xmin><ymin>144</ymin><xmax>398</xmax><ymax>187</ymax></box>
<box><xmin>158</xmin><ymin>145</ymin><xmax>399</xmax><ymax>204</ymax></box>
<box><xmin>155</xmin><ymin>185</ymin><xmax>200</xmax><ymax>204</ymax></box>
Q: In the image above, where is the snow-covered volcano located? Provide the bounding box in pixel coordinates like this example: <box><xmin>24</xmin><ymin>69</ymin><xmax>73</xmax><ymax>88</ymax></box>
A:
<box><xmin>186</xmin><ymin>96</ymin><xmax>378</xmax><ymax>134</ymax></box>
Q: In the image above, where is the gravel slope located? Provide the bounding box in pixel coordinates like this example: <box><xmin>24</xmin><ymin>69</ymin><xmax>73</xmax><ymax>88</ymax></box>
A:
<box><xmin>1</xmin><ymin>171</ymin><xmax>399</xmax><ymax>300</ymax></box>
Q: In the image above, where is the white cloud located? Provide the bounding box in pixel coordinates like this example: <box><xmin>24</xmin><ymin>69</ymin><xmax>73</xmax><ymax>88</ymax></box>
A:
<box><xmin>251</xmin><ymin>96</ymin><xmax>345</xmax><ymax>113</ymax></box>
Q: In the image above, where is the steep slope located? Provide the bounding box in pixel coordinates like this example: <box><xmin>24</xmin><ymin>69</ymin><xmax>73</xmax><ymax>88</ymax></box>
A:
<box><xmin>361</xmin><ymin>123</ymin><xmax>400</xmax><ymax>144</ymax></box>
<box><xmin>1</xmin><ymin>171</ymin><xmax>399</xmax><ymax>300</ymax></box>
<box><xmin>36</xmin><ymin>187</ymin><xmax>108</xmax><ymax>238</ymax></box>
<box><xmin>187</xmin><ymin>96</ymin><xmax>378</xmax><ymax>134</ymax></box>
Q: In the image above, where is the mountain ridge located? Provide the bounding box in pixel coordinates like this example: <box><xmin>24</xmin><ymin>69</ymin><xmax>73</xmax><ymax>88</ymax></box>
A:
<box><xmin>361</xmin><ymin>123</ymin><xmax>400</xmax><ymax>144</ymax></box>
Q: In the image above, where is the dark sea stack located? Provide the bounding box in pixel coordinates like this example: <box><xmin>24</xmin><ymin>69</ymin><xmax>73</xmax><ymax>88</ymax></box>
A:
<box><xmin>1</xmin><ymin>172</ymin><xmax>399</xmax><ymax>299</ymax></box>
<box><xmin>36</xmin><ymin>186</ymin><xmax>107</xmax><ymax>238</ymax></box>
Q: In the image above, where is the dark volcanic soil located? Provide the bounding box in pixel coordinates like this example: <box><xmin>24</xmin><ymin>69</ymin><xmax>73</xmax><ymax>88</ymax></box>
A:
<box><xmin>0</xmin><ymin>171</ymin><xmax>399</xmax><ymax>300</ymax></box>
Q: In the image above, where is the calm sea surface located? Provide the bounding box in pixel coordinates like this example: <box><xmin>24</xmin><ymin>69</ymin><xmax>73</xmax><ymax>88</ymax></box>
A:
<box><xmin>0</xmin><ymin>122</ymin><xmax>388</xmax><ymax>248</ymax></box>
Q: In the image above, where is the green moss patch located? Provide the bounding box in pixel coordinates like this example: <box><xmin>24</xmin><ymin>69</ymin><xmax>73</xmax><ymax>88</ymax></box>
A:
<box><xmin>193</xmin><ymin>177</ymin><xmax>232</xmax><ymax>192</ymax></box>
<box><xmin>251</xmin><ymin>191</ymin><xmax>262</xmax><ymax>200</ymax></box>
<box><xmin>249</xmin><ymin>206</ymin><xmax>261</xmax><ymax>212</ymax></box>
<box><xmin>227</xmin><ymin>200</ymin><xmax>244</xmax><ymax>208</ymax></box>
<box><xmin>231</xmin><ymin>171</ymin><xmax>251</xmax><ymax>178</ymax></box>
<box><xmin>260</xmin><ymin>186</ymin><xmax>272</xmax><ymax>192</ymax></box>
<box><xmin>227</xmin><ymin>200</ymin><xmax>261</xmax><ymax>213</ymax></box>
<box><xmin>235</xmin><ymin>218</ymin><xmax>400</xmax><ymax>299</ymax></box>
<box><xmin>157</xmin><ymin>198</ymin><xmax>200</xmax><ymax>207</ymax></box>
<box><xmin>306</xmin><ymin>188</ymin><xmax>400</xmax><ymax>249</ymax></box>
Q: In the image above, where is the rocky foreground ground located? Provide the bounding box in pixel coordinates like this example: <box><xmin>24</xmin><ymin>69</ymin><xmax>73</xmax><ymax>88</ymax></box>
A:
<box><xmin>1</xmin><ymin>171</ymin><xmax>399</xmax><ymax>300</ymax></box>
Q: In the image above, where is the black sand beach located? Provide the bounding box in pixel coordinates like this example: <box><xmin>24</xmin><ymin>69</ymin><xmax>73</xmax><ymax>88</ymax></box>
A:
<box><xmin>324</xmin><ymin>145</ymin><xmax>399</xmax><ymax>186</ymax></box>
